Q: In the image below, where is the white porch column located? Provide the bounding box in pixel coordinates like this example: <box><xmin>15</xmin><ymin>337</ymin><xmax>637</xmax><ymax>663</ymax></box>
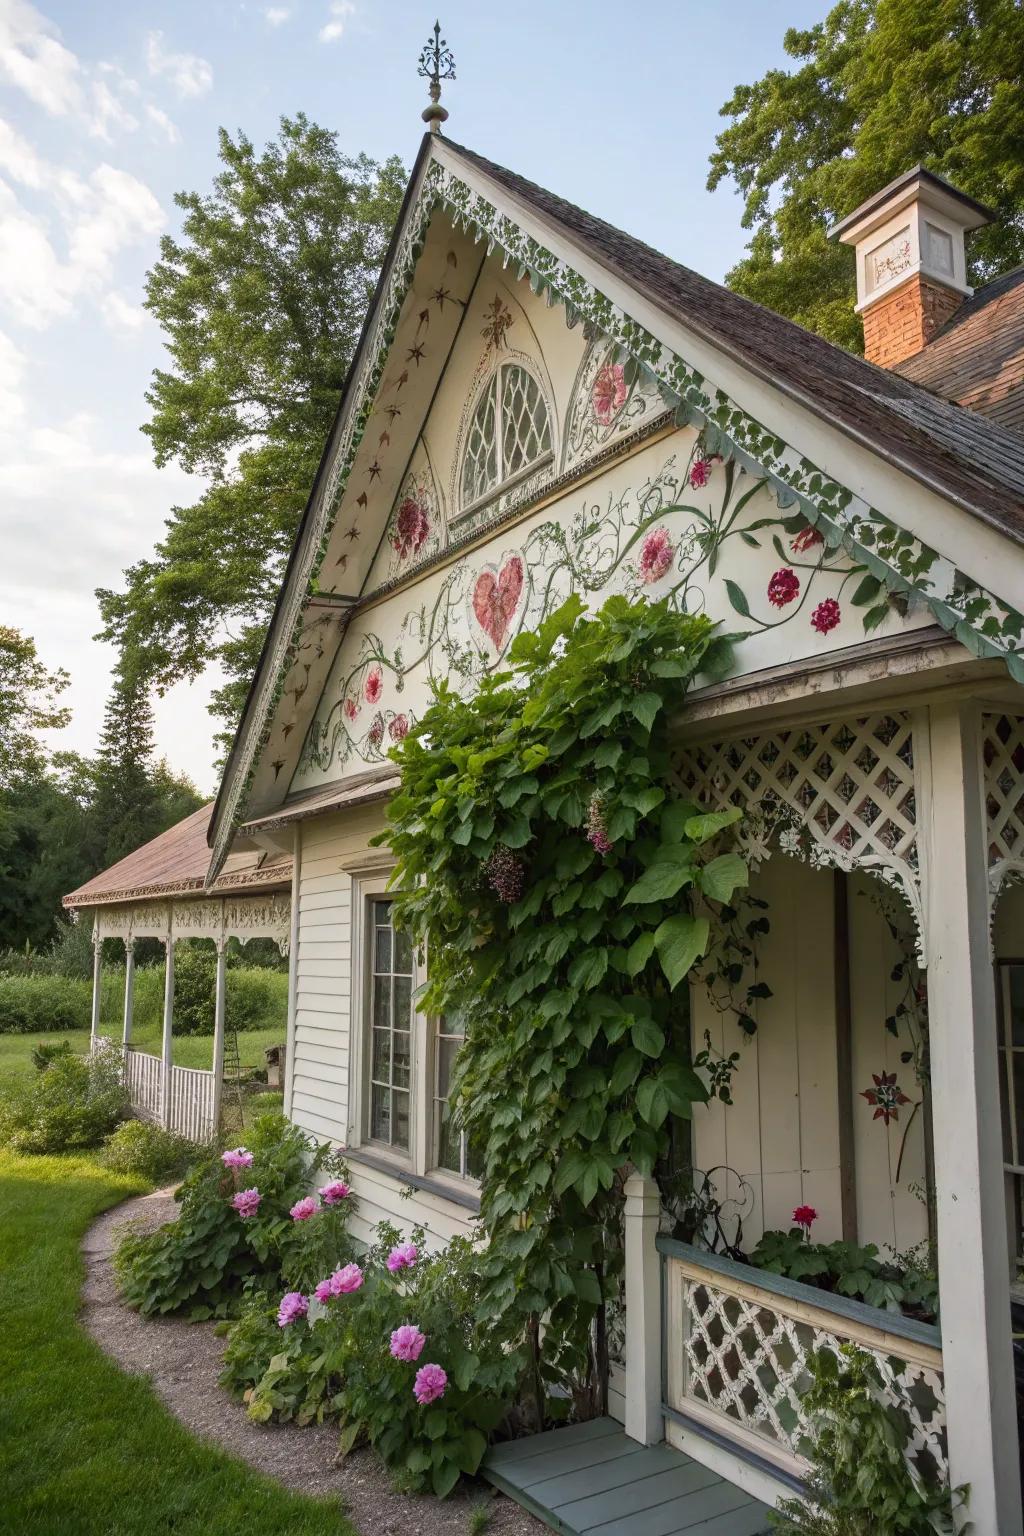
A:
<box><xmin>925</xmin><ymin>700</ymin><xmax>1020</xmax><ymax>1534</ymax></box>
<box><xmin>89</xmin><ymin>928</ymin><xmax>103</xmax><ymax>1048</ymax></box>
<box><xmin>122</xmin><ymin>937</ymin><xmax>135</xmax><ymax>1047</ymax></box>
<box><xmin>161</xmin><ymin>936</ymin><xmax>175</xmax><ymax>1130</ymax></box>
<box><xmin>211</xmin><ymin>934</ymin><xmax>228</xmax><ymax>1133</ymax></box>
<box><xmin>623</xmin><ymin>1171</ymin><xmax>663</xmax><ymax>1446</ymax></box>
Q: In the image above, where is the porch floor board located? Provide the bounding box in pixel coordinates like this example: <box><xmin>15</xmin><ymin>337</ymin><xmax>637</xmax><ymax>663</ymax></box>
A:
<box><xmin>482</xmin><ymin>1419</ymin><xmax>773</xmax><ymax>1535</ymax></box>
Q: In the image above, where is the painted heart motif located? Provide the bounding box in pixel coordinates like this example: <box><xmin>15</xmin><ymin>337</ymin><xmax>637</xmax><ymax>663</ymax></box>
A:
<box><xmin>471</xmin><ymin>556</ymin><xmax>525</xmax><ymax>651</ymax></box>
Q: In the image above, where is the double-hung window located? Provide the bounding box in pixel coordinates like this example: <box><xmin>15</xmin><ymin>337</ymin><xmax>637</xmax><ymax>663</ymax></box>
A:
<box><xmin>366</xmin><ymin>898</ymin><xmax>414</xmax><ymax>1153</ymax></box>
<box><xmin>433</xmin><ymin>1016</ymin><xmax>483</xmax><ymax>1180</ymax></box>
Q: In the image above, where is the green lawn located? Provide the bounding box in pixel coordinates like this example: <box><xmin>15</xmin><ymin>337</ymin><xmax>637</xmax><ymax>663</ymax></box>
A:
<box><xmin>0</xmin><ymin>1026</ymin><xmax>284</xmax><ymax>1081</ymax></box>
<box><xmin>0</xmin><ymin>1150</ymin><xmax>351</xmax><ymax>1535</ymax></box>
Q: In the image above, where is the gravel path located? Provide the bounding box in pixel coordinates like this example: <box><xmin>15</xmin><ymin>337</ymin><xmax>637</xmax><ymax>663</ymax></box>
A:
<box><xmin>81</xmin><ymin>1189</ymin><xmax>544</xmax><ymax>1536</ymax></box>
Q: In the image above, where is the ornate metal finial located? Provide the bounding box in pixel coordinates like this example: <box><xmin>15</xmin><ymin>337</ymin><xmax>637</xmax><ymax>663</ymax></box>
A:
<box><xmin>418</xmin><ymin>20</ymin><xmax>455</xmax><ymax>134</ymax></box>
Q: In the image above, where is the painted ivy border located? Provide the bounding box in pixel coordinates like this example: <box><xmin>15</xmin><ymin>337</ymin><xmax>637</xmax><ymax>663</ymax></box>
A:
<box><xmin>210</xmin><ymin>153</ymin><xmax>1024</xmax><ymax>878</ymax></box>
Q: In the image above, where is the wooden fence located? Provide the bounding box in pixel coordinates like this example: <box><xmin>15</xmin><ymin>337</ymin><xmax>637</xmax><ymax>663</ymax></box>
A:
<box><xmin>123</xmin><ymin>1048</ymin><xmax>217</xmax><ymax>1142</ymax></box>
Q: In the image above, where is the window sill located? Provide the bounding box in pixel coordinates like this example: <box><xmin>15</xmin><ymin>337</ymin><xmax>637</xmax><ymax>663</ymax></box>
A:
<box><xmin>345</xmin><ymin>1147</ymin><xmax>481</xmax><ymax>1214</ymax></box>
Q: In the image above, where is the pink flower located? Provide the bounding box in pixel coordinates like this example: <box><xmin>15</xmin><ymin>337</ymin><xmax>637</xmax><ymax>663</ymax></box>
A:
<box><xmin>637</xmin><ymin>527</ymin><xmax>674</xmax><ymax>585</ymax></box>
<box><xmin>413</xmin><ymin>1363</ymin><xmax>448</xmax><ymax>1405</ymax></box>
<box><xmin>390</xmin><ymin>1325</ymin><xmax>427</xmax><ymax>1363</ymax></box>
<box><xmin>364</xmin><ymin>666</ymin><xmax>383</xmax><ymax>704</ymax></box>
<box><xmin>221</xmin><ymin>1147</ymin><xmax>253</xmax><ymax>1169</ymax></box>
<box><xmin>367</xmin><ymin>714</ymin><xmax>385</xmax><ymax>748</ymax></box>
<box><xmin>792</xmin><ymin>525</ymin><xmax>824</xmax><ymax>554</ymax></box>
<box><xmin>232</xmin><ymin>1187</ymin><xmax>261</xmax><ymax>1219</ymax></box>
<box><xmin>767</xmin><ymin>568</ymin><xmax>800</xmax><ymax>608</ymax></box>
<box><xmin>689</xmin><ymin>456</ymin><xmax>711</xmax><ymax>489</ymax></box>
<box><xmin>319</xmin><ymin>1180</ymin><xmax>350</xmax><ymax>1206</ymax></box>
<box><xmin>290</xmin><ymin>1196</ymin><xmax>319</xmax><ymax>1222</ymax></box>
<box><xmin>313</xmin><ymin>1278</ymin><xmax>334</xmax><ymax>1303</ymax></box>
<box><xmin>330</xmin><ymin>1263</ymin><xmax>364</xmax><ymax>1295</ymax></box>
<box><xmin>811</xmin><ymin>598</ymin><xmax>842</xmax><ymax>635</ymax></box>
<box><xmin>390</xmin><ymin>496</ymin><xmax>431</xmax><ymax>561</ymax></box>
<box><xmin>344</xmin><ymin>696</ymin><xmax>359</xmax><ymax>723</ymax></box>
<box><xmin>277</xmin><ymin>1291</ymin><xmax>309</xmax><ymax>1328</ymax></box>
<box><xmin>586</xmin><ymin>792</ymin><xmax>613</xmax><ymax>855</ymax></box>
<box><xmin>792</xmin><ymin>1204</ymin><xmax>818</xmax><ymax>1232</ymax></box>
<box><xmin>592</xmin><ymin>363</ymin><xmax>627</xmax><ymax>425</ymax></box>
<box><xmin>386</xmin><ymin>1241</ymin><xmax>419</xmax><ymax>1273</ymax></box>
<box><xmin>388</xmin><ymin>714</ymin><xmax>410</xmax><ymax>742</ymax></box>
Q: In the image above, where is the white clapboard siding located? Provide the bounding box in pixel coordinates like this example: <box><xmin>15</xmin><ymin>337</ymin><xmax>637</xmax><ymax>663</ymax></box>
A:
<box><xmin>347</xmin><ymin>1157</ymin><xmax>477</xmax><ymax>1250</ymax></box>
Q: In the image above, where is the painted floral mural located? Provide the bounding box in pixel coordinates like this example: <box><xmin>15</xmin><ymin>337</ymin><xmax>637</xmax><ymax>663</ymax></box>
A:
<box><xmin>390</xmin><ymin>494</ymin><xmax>432</xmax><ymax>562</ymax></box>
<box><xmin>591</xmin><ymin>362</ymin><xmax>627</xmax><ymax>426</ymax></box>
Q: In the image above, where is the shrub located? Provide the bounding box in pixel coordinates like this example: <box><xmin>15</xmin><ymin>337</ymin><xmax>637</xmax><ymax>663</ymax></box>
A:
<box><xmin>749</xmin><ymin>1228</ymin><xmax>938</xmax><ymax>1323</ymax></box>
<box><xmin>31</xmin><ymin>1039</ymin><xmax>75</xmax><ymax>1071</ymax></box>
<box><xmin>0</xmin><ymin>1040</ymin><xmax>127</xmax><ymax>1153</ymax></box>
<box><xmin>114</xmin><ymin>1112</ymin><xmax>354</xmax><ymax>1319</ymax></box>
<box><xmin>221</xmin><ymin>1227</ymin><xmax>516</xmax><ymax>1497</ymax></box>
<box><xmin>102</xmin><ymin>1119</ymin><xmax>201</xmax><ymax>1184</ymax></box>
<box><xmin>0</xmin><ymin>974</ymin><xmax>91</xmax><ymax>1033</ymax></box>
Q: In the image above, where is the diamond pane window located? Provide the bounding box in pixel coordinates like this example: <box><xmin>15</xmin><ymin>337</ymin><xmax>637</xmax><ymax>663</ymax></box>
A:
<box><xmin>459</xmin><ymin>362</ymin><xmax>551</xmax><ymax>512</ymax></box>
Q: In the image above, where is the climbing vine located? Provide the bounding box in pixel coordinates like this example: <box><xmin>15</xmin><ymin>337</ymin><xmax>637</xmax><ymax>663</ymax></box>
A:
<box><xmin>380</xmin><ymin>594</ymin><xmax>748</xmax><ymax>1421</ymax></box>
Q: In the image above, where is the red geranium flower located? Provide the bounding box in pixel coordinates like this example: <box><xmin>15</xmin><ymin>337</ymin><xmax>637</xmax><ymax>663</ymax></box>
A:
<box><xmin>364</xmin><ymin>665</ymin><xmax>383</xmax><ymax>704</ymax></box>
<box><xmin>767</xmin><ymin>568</ymin><xmax>800</xmax><ymax>608</ymax></box>
<box><xmin>792</xmin><ymin>1204</ymin><xmax>817</xmax><ymax>1232</ymax></box>
<box><xmin>689</xmin><ymin>456</ymin><xmax>711</xmax><ymax>489</ymax></box>
<box><xmin>811</xmin><ymin>598</ymin><xmax>841</xmax><ymax>635</ymax></box>
<box><xmin>792</xmin><ymin>525</ymin><xmax>824</xmax><ymax>554</ymax></box>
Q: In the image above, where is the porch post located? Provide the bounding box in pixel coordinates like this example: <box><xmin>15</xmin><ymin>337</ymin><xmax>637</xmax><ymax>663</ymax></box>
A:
<box><xmin>623</xmin><ymin>1171</ymin><xmax>663</xmax><ymax>1446</ymax></box>
<box><xmin>211</xmin><ymin>933</ymin><xmax>228</xmax><ymax>1134</ymax></box>
<box><xmin>161</xmin><ymin>936</ymin><xmax>175</xmax><ymax>1130</ymax></box>
<box><xmin>283</xmin><ymin>824</ymin><xmax>301</xmax><ymax>1120</ymax></box>
<box><xmin>90</xmin><ymin>928</ymin><xmax>103</xmax><ymax>1048</ymax></box>
<box><xmin>925</xmin><ymin>700</ymin><xmax>1020</xmax><ymax>1534</ymax></box>
<box><xmin>122</xmin><ymin>937</ymin><xmax>135</xmax><ymax>1047</ymax></box>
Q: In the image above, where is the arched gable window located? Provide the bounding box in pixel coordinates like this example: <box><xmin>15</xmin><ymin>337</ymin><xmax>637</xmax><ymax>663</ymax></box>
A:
<box><xmin>460</xmin><ymin>362</ymin><xmax>552</xmax><ymax>510</ymax></box>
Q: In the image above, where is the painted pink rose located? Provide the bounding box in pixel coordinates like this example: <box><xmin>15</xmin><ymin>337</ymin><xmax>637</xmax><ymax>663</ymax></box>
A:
<box><xmin>330</xmin><ymin>1263</ymin><xmax>364</xmax><ymax>1295</ymax></box>
<box><xmin>638</xmin><ymin>527</ymin><xmax>674</xmax><ymax>585</ymax></box>
<box><xmin>290</xmin><ymin>1196</ymin><xmax>319</xmax><ymax>1222</ymax></box>
<box><xmin>232</xmin><ymin>1187</ymin><xmax>261</xmax><ymax>1219</ymax></box>
<box><xmin>386</xmin><ymin>1241</ymin><xmax>419</xmax><ymax>1273</ymax></box>
<box><xmin>390</xmin><ymin>496</ymin><xmax>431</xmax><ymax>561</ymax></box>
<box><xmin>591</xmin><ymin>362</ymin><xmax>627</xmax><ymax>425</ymax></box>
<box><xmin>413</xmin><ymin>1363</ymin><xmax>448</xmax><ymax>1405</ymax></box>
<box><xmin>277</xmin><ymin>1291</ymin><xmax>309</xmax><ymax>1327</ymax></box>
<box><xmin>767</xmin><ymin>568</ymin><xmax>800</xmax><ymax>608</ymax></box>
<box><xmin>367</xmin><ymin>714</ymin><xmax>385</xmax><ymax>748</ymax></box>
<box><xmin>319</xmin><ymin>1180</ymin><xmax>350</xmax><ymax>1206</ymax></box>
<box><xmin>364</xmin><ymin>666</ymin><xmax>383</xmax><ymax>704</ymax></box>
<box><xmin>811</xmin><ymin>598</ymin><xmax>842</xmax><ymax>635</ymax></box>
<box><xmin>344</xmin><ymin>696</ymin><xmax>359</xmax><ymax>723</ymax></box>
<box><xmin>221</xmin><ymin>1147</ymin><xmax>253</xmax><ymax>1169</ymax></box>
<box><xmin>689</xmin><ymin>456</ymin><xmax>711</xmax><ymax>489</ymax></box>
<box><xmin>390</xmin><ymin>1325</ymin><xmax>427</xmax><ymax>1363</ymax></box>
<box><xmin>792</xmin><ymin>525</ymin><xmax>824</xmax><ymax>554</ymax></box>
<box><xmin>388</xmin><ymin>714</ymin><xmax>410</xmax><ymax>743</ymax></box>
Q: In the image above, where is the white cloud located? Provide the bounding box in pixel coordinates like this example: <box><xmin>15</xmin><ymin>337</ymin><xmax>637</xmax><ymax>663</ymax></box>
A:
<box><xmin>319</xmin><ymin>1</ymin><xmax>355</xmax><ymax>43</ymax></box>
<box><xmin>0</xmin><ymin>328</ymin><xmax>26</xmax><ymax>419</ymax></box>
<box><xmin>145</xmin><ymin>103</ymin><xmax>179</xmax><ymax>144</ymax></box>
<box><xmin>100</xmin><ymin>290</ymin><xmax>147</xmax><ymax>332</ymax></box>
<box><xmin>0</xmin><ymin>0</ymin><xmax>81</xmax><ymax>117</ymax></box>
<box><xmin>265</xmin><ymin>6</ymin><xmax>291</xmax><ymax>24</ymax></box>
<box><xmin>145</xmin><ymin>30</ymin><xmax>212</xmax><ymax>98</ymax></box>
<box><xmin>89</xmin><ymin>76</ymin><xmax>139</xmax><ymax>141</ymax></box>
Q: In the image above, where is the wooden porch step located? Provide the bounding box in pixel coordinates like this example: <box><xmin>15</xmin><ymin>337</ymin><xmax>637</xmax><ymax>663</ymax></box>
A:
<box><xmin>482</xmin><ymin>1418</ymin><xmax>773</xmax><ymax>1535</ymax></box>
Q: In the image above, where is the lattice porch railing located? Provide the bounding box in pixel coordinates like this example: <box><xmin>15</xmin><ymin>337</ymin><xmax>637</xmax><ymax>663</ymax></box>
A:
<box><xmin>658</xmin><ymin>1237</ymin><xmax>946</xmax><ymax>1491</ymax></box>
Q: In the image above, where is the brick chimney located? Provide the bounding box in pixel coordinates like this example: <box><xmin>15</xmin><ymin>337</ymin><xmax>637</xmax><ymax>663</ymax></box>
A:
<box><xmin>830</xmin><ymin>167</ymin><xmax>994</xmax><ymax>368</ymax></box>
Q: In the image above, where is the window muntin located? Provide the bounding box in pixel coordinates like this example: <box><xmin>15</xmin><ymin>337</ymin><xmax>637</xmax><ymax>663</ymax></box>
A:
<box><xmin>997</xmin><ymin>961</ymin><xmax>1024</xmax><ymax>1273</ymax></box>
<box><xmin>367</xmin><ymin>898</ymin><xmax>413</xmax><ymax>1153</ymax></box>
<box><xmin>433</xmin><ymin>1016</ymin><xmax>483</xmax><ymax>1179</ymax></box>
<box><xmin>459</xmin><ymin>362</ymin><xmax>551</xmax><ymax>510</ymax></box>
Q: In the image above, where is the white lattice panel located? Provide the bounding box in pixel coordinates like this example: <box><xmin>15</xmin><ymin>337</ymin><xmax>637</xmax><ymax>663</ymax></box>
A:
<box><xmin>983</xmin><ymin>714</ymin><xmax>1024</xmax><ymax>899</ymax></box>
<box><xmin>671</xmin><ymin>1262</ymin><xmax>946</xmax><ymax>1490</ymax></box>
<box><xmin>675</xmin><ymin>713</ymin><xmax>922</xmax><ymax>938</ymax></box>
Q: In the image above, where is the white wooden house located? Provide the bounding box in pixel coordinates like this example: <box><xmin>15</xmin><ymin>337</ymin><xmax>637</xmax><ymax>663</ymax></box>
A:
<box><xmin>67</xmin><ymin>127</ymin><xmax>1024</xmax><ymax>1531</ymax></box>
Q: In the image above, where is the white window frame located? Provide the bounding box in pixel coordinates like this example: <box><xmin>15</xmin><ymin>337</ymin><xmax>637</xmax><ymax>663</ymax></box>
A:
<box><xmin>457</xmin><ymin>359</ymin><xmax>554</xmax><ymax>521</ymax></box>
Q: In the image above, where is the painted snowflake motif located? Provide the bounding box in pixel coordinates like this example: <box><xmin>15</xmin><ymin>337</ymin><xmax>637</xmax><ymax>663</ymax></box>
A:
<box><xmin>390</xmin><ymin>495</ymin><xmax>431</xmax><ymax>562</ymax></box>
<box><xmin>591</xmin><ymin>363</ymin><xmax>627</xmax><ymax>426</ymax></box>
<box><xmin>861</xmin><ymin>1071</ymin><xmax>911</xmax><ymax>1125</ymax></box>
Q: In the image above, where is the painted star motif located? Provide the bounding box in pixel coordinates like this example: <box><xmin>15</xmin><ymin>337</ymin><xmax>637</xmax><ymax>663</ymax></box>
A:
<box><xmin>356</xmin><ymin>492</ymin><xmax>368</xmax><ymax>508</ymax></box>
<box><xmin>367</xmin><ymin>460</ymin><xmax>382</xmax><ymax>480</ymax></box>
<box><xmin>344</xmin><ymin>523</ymin><xmax>360</xmax><ymax>541</ymax></box>
<box><xmin>385</xmin><ymin>405</ymin><xmax>402</xmax><ymax>422</ymax></box>
<box><xmin>431</xmin><ymin>285</ymin><xmax>452</xmax><ymax>309</ymax></box>
<box><xmin>379</xmin><ymin>430</ymin><xmax>390</xmax><ymax>448</ymax></box>
<box><xmin>393</xmin><ymin>370</ymin><xmax>409</xmax><ymax>392</ymax></box>
<box><xmin>334</xmin><ymin>553</ymin><xmax>349</xmax><ymax>570</ymax></box>
<box><xmin>272</xmin><ymin>759</ymin><xmax>285</xmax><ymax>779</ymax></box>
<box><xmin>282</xmin><ymin>723</ymin><xmax>295</xmax><ymax>740</ymax></box>
<box><xmin>406</xmin><ymin>343</ymin><xmax>426</xmax><ymax>367</ymax></box>
<box><xmin>416</xmin><ymin>307</ymin><xmax>430</xmax><ymax>331</ymax></box>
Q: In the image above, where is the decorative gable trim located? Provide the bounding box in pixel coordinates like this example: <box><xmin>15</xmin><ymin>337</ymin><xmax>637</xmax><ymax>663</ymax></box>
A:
<box><xmin>208</xmin><ymin>148</ymin><xmax>1024</xmax><ymax>881</ymax></box>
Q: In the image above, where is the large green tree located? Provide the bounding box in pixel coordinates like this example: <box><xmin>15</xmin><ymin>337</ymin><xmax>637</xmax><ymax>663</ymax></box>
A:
<box><xmin>97</xmin><ymin>115</ymin><xmax>405</xmax><ymax>743</ymax></box>
<box><xmin>708</xmin><ymin>0</ymin><xmax>1024</xmax><ymax>348</ymax></box>
<box><xmin>0</xmin><ymin>627</ymin><xmax>70</xmax><ymax>789</ymax></box>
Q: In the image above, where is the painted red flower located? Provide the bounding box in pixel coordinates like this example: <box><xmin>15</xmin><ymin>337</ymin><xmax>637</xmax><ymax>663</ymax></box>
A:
<box><xmin>388</xmin><ymin>713</ymin><xmax>409</xmax><ymax>742</ymax></box>
<box><xmin>343</xmin><ymin>696</ymin><xmax>359</xmax><ymax>723</ymax></box>
<box><xmin>767</xmin><ymin>568</ymin><xmax>800</xmax><ymax>608</ymax></box>
<box><xmin>367</xmin><ymin>714</ymin><xmax>385</xmax><ymax>748</ymax></box>
<box><xmin>861</xmin><ymin>1071</ymin><xmax>911</xmax><ymax>1125</ymax></box>
<box><xmin>689</xmin><ymin>456</ymin><xmax>711</xmax><ymax>489</ymax></box>
<box><xmin>792</xmin><ymin>1205</ymin><xmax>817</xmax><ymax>1232</ymax></box>
<box><xmin>390</xmin><ymin>496</ymin><xmax>431</xmax><ymax>561</ymax></box>
<box><xmin>364</xmin><ymin>665</ymin><xmax>383</xmax><ymax>704</ymax></box>
<box><xmin>592</xmin><ymin>363</ymin><xmax>627</xmax><ymax>425</ymax></box>
<box><xmin>792</xmin><ymin>525</ymin><xmax>824</xmax><ymax>554</ymax></box>
<box><xmin>811</xmin><ymin>598</ymin><xmax>841</xmax><ymax>635</ymax></box>
<box><xmin>638</xmin><ymin>527</ymin><xmax>674</xmax><ymax>585</ymax></box>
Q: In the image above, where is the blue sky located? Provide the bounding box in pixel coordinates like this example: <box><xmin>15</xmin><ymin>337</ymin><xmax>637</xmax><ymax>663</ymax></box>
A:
<box><xmin>1</xmin><ymin>0</ymin><xmax>827</xmax><ymax>791</ymax></box>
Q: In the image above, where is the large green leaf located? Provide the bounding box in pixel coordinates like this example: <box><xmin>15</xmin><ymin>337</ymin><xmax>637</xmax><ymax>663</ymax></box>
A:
<box><xmin>684</xmin><ymin>807</ymin><xmax>742</xmax><ymax>844</ymax></box>
<box><xmin>568</xmin><ymin>947</ymin><xmax>608</xmax><ymax>990</ymax></box>
<box><xmin>625</xmin><ymin>861</ymin><xmax>694</xmax><ymax>904</ymax></box>
<box><xmin>654</xmin><ymin>914</ymin><xmax>710</xmax><ymax>988</ymax></box>
<box><xmin>700</xmin><ymin>852</ymin><xmax>748</xmax><ymax>903</ymax></box>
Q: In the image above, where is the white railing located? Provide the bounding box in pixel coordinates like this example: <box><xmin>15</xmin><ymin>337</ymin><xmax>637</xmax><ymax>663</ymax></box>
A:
<box><xmin>658</xmin><ymin>1237</ymin><xmax>946</xmax><ymax>1491</ymax></box>
<box><xmin>124</xmin><ymin>1048</ymin><xmax>162</xmax><ymax>1122</ymax></box>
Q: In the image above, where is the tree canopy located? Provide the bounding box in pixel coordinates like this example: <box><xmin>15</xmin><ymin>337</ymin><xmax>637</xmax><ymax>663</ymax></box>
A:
<box><xmin>97</xmin><ymin>116</ymin><xmax>406</xmax><ymax>744</ymax></box>
<box><xmin>708</xmin><ymin>0</ymin><xmax>1024</xmax><ymax>348</ymax></box>
<box><xmin>0</xmin><ymin>627</ymin><xmax>70</xmax><ymax>790</ymax></box>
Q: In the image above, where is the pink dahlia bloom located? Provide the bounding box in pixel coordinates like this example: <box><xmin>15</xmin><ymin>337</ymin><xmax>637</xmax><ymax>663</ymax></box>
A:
<box><xmin>343</xmin><ymin>696</ymin><xmax>359</xmax><ymax>722</ymax></box>
<box><xmin>792</xmin><ymin>525</ymin><xmax>824</xmax><ymax>554</ymax></box>
<box><xmin>330</xmin><ymin>1263</ymin><xmax>364</xmax><ymax>1295</ymax></box>
<box><xmin>319</xmin><ymin>1180</ymin><xmax>350</xmax><ymax>1206</ymax></box>
<box><xmin>221</xmin><ymin>1147</ymin><xmax>253</xmax><ymax>1169</ymax></box>
<box><xmin>637</xmin><ymin>527</ymin><xmax>674</xmax><ymax>585</ymax></box>
<box><xmin>767</xmin><ymin>568</ymin><xmax>800</xmax><ymax>608</ymax></box>
<box><xmin>232</xmin><ymin>1187</ymin><xmax>261</xmax><ymax>1219</ymax></box>
<box><xmin>591</xmin><ymin>363</ymin><xmax>627</xmax><ymax>425</ymax></box>
<box><xmin>390</xmin><ymin>496</ymin><xmax>431</xmax><ymax>561</ymax></box>
<box><xmin>413</xmin><ymin>1363</ymin><xmax>448</xmax><ymax>1405</ymax></box>
<box><xmin>364</xmin><ymin>666</ymin><xmax>383</xmax><ymax>704</ymax></box>
<box><xmin>689</xmin><ymin>456</ymin><xmax>711</xmax><ymax>489</ymax></box>
<box><xmin>811</xmin><ymin>598</ymin><xmax>842</xmax><ymax>635</ymax></box>
<box><xmin>388</xmin><ymin>713</ymin><xmax>410</xmax><ymax>742</ymax></box>
<box><xmin>390</xmin><ymin>1325</ymin><xmax>427</xmax><ymax>1363</ymax></box>
<box><xmin>290</xmin><ymin>1196</ymin><xmax>319</xmax><ymax>1222</ymax></box>
<box><xmin>277</xmin><ymin>1291</ymin><xmax>309</xmax><ymax>1328</ymax></box>
<box><xmin>314</xmin><ymin>1278</ymin><xmax>334</xmax><ymax>1304</ymax></box>
<box><xmin>386</xmin><ymin>1241</ymin><xmax>419</xmax><ymax>1273</ymax></box>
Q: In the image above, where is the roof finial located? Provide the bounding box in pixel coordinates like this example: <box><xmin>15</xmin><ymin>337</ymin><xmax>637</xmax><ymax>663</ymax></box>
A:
<box><xmin>418</xmin><ymin>20</ymin><xmax>455</xmax><ymax>134</ymax></box>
